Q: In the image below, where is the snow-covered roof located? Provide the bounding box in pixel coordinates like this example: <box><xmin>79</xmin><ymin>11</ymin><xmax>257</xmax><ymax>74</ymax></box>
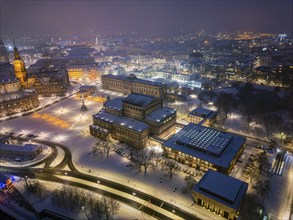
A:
<box><xmin>163</xmin><ymin>123</ymin><xmax>245</xmax><ymax>169</ymax></box>
<box><xmin>189</xmin><ymin>108</ymin><xmax>217</xmax><ymax>119</ymax></box>
<box><xmin>90</xmin><ymin>125</ymin><xmax>109</xmax><ymax>133</ymax></box>
<box><xmin>176</xmin><ymin>126</ymin><xmax>232</xmax><ymax>156</ymax></box>
<box><xmin>145</xmin><ymin>107</ymin><xmax>176</xmax><ymax>123</ymax></box>
<box><xmin>0</xmin><ymin>143</ymin><xmax>41</xmax><ymax>153</ymax></box>
<box><xmin>78</xmin><ymin>85</ymin><xmax>96</xmax><ymax>92</ymax></box>
<box><xmin>123</xmin><ymin>93</ymin><xmax>156</xmax><ymax>107</ymax></box>
<box><xmin>194</xmin><ymin>169</ymin><xmax>248</xmax><ymax>210</ymax></box>
<box><xmin>104</xmin><ymin>98</ymin><xmax>124</xmax><ymax>111</ymax></box>
<box><xmin>0</xmin><ymin>91</ymin><xmax>27</xmax><ymax>102</ymax></box>
<box><xmin>94</xmin><ymin>109</ymin><xmax>149</xmax><ymax>132</ymax></box>
<box><xmin>102</xmin><ymin>74</ymin><xmax>166</xmax><ymax>87</ymax></box>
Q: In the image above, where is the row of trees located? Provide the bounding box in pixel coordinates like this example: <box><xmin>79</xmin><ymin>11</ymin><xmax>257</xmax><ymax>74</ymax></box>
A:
<box><xmin>24</xmin><ymin>178</ymin><xmax>47</xmax><ymax>200</ymax></box>
<box><xmin>240</xmin><ymin>151</ymin><xmax>273</xmax><ymax>220</ymax></box>
<box><xmin>51</xmin><ymin>186</ymin><xmax>120</xmax><ymax>220</ymax></box>
<box><xmin>132</xmin><ymin>147</ymin><xmax>181</xmax><ymax>180</ymax></box>
<box><xmin>214</xmin><ymin>86</ymin><xmax>285</xmax><ymax>138</ymax></box>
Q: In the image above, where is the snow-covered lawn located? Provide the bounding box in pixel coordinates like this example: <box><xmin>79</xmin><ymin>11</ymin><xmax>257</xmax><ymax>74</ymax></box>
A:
<box><xmin>14</xmin><ymin>179</ymin><xmax>155</xmax><ymax>220</ymax></box>
<box><xmin>0</xmin><ymin>94</ymin><xmax>222</xmax><ymax>219</ymax></box>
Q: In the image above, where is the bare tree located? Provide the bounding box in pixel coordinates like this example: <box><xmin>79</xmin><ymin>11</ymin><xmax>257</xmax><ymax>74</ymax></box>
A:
<box><xmin>262</xmin><ymin>113</ymin><xmax>283</xmax><ymax>137</ymax></box>
<box><xmin>165</xmin><ymin>160</ymin><xmax>177</xmax><ymax>180</ymax></box>
<box><xmin>214</xmin><ymin>93</ymin><xmax>235</xmax><ymax>122</ymax></box>
<box><xmin>184</xmin><ymin>175</ymin><xmax>197</xmax><ymax>189</ymax></box>
<box><xmin>92</xmin><ymin>142</ymin><xmax>104</xmax><ymax>158</ymax></box>
<box><xmin>25</xmin><ymin>179</ymin><xmax>47</xmax><ymax>199</ymax></box>
<box><xmin>134</xmin><ymin>148</ymin><xmax>156</xmax><ymax>173</ymax></box>
<box><xmin>51</xmin><ymin>186</ymin><xmax>120</xmax><ymax>219</ymax></box>
<box><xmin>104</xmin><ymin>142</ymin><xmax>112</xmax><ymax>158</ymax></box>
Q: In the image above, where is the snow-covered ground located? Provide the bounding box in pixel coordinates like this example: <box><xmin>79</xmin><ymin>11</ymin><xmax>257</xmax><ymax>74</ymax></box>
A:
<box><xmin>14</xmin><ymin>179</ymin><xmax>155</xmax><ymax>220</ymax></box>
<box><xmin>0</xmin><ymin>84</ymin><xmax>80</xmax><ymax>122</ymax></box>
<box><xmin>0</xmin><ymin>91</ymin><xmax>222</xmax><ymax>219</ymax></box>
<box><xmin>265</xmin><ymin>152</ymin><xmax>293</xmax><ymax>220</ymax></box>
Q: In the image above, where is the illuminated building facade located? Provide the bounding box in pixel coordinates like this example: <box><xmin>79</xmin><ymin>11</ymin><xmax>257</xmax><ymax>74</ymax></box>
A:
<box><xmin>0</xmin><ymin>174</ymin><xmax>15</xmax><ymax>190</ymax></box>
<box><xmin>90</xmin><ymin>93</ymin><xmax>176</xmax><ymax>149</ymax></box>
<box><xmin>11</xmin><ymin>40</ymin><xmax>70</xmax><ymax>97</ymax></box>
<box><xmin>101</xmin><ymin>74</ymin><xmax>167</xmax><ymax>98</ymax></box>
<box><xmin>188</xmin><ymin>107</ymin><xmax>217</xmax><ymax>127</ymax></box>
<box><xmin>0</xmin><ymin>62</ymin><xmax>39</xmax><ymax>117</ymax></box>
<box><xmin>192</xmin><ymin>169</ymin><xmax>248</xmax><ymax>220</ymax></box>
<box><xmin>76</xmin><ymin>85</ymin><xmax>97</xmax><ymax>98</ymax></box>
<box><xmin>27</xmin><ymin>66</ymin><xmax>70</xmax><ymax>97</ymax></box>
<box><xmin>67</xmin><ymin>64</ymin><xmax>104</xmax><ymax>81</ymax></box>
<box><xmin>163</xmin><ymin>123</ymin><xmax>245</xmax><ymax>174</ymax></box>
<box><xmin>13</xmin><ymin>40</ymin><xmax>28</xmax><ymax>87</ymax></box>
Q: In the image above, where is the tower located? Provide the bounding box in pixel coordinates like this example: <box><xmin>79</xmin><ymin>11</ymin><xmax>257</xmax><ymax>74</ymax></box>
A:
<box><xmin>13</xmin><ymin>39</ymin><xmax>27</xmax><ymax>87</ymax></box>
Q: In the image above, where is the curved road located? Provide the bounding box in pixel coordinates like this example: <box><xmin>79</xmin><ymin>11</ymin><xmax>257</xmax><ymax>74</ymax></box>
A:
<box><xmin>0</xmin><ymin>136</ymin><xmax>200</xmax><ymax>220</ymax></box>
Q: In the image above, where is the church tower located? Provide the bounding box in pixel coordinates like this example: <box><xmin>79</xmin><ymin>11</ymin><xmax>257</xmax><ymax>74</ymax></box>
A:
<box><xmin>13</xmin><ymin>39</ymin><xmax>27</xmax><ymax>87</ymax></box>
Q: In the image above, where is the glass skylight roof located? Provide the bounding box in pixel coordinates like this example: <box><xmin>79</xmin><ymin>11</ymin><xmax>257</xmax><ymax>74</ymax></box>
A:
<box><xmin>176</xmin><ymin>126</ymin><xmax>232</xmax><ymax>156</ymax></box>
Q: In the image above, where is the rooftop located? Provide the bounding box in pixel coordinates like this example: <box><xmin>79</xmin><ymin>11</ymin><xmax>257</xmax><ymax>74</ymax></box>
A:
<box><xmin>78</xmin><ymin>85</ymin><xmax>97</xmax><ymax>92</ymax></box>
<box><xmin>104</xmin><ymin>98</ymin><xmax>124</xmax><ymax>111</ymax></box>
<box><xmin>176</xmin><ymin>126</ymin><xmax>232</xmax><ymax>156</ymax></box>
<box><xmin>145</xmin><ymin>107</ymin><xmax>176</xmax><ymax>123</ymax></box>
<box><xmin>0</xmin><ymin>143</ymin><xmax>41</xmax><ymax>152</ymax></box>
<box><xmin>189</xmin><ymin>107</ymin><xmax>217</xmax><ymax>119</ymax></box>
<box><xmin>94</xmin><ymin>109</ymin><xmax>149</xmax><ymax>132</ymax></box>
<box><xmin>163</xmin><ymin>123</ymin><xmax>246</xmax><ymax>169</ymax></box>
<box><xmin>102</xmin><ymin>74</ymin><xmax>166</xmax><ymax>87</ymax></box>
<box><xmin>123</xmin><ymin>93</ymin><xmax>156</xmax><ymax>107</ymax></box>
<box><xmin>194</xmin><ymin>169</ymin><xmax>248</xmax><ymax>210</ymax></box>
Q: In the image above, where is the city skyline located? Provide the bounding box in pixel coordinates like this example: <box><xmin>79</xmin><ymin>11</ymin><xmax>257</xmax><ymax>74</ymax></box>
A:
<box><xmin>0</xmin><ymin>1</ymin><xmax>292</xmax><ymax>219</ymax></box>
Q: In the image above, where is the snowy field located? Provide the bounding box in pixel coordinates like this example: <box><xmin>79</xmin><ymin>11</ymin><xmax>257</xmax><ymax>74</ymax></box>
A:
<box><xmin>0</xmin><ymin>90</ymin><xmax>222</xmax><ymax>219</ymax></box>
<box><xmin>14</xmin><ymin>180</ymin><xmax>155</xmax><ymax>220</ymax></box>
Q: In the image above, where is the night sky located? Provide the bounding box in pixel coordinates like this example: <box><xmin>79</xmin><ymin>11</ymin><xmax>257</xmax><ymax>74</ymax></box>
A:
<box><xmin>1</xmin><ymin>0</ymin><xmax>292</xmax><ymax>35</ymax></box>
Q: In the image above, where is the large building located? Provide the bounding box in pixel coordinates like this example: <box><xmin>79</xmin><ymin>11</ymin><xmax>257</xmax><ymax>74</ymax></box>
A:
<box><xmin>76</xmin><ymin>85</ymin><xmax>97</xmax><ymax>98</ymax></box>
<box><xmin>11</xmin><ymin>40</ymin><xmax>70</xmax><ymax>97</ymax></box>
<box><xmin>13</xmin><ymin>40</ymin><xmax>28</xmax><ymax>87</ymax></box>
<box><xmin>192</xmin><ymin>169</ymin><xmax>248</xmax><ymax>220</ymax></box>
<box><xmin>163</xmin><ymin>123</ymin><xmax>245</xmax><ymax>174</ymax></box>
<box><xmin>67</xmin><ymin>64</ymin><xmax>104</xmax><ymax>81</ymax></box>
<box><xmin>0</xmin><ymin>62</ymin><xmax>39</xmax><ymax>117</ymax></box>
<box><xmin>0</xmin><ymin>143</ymin><xmax>42</xmax><ymax>158</ymax></box>
<box><xmin>188</xmin><ymin>107</ymin><xmax>217</xmax><ymax>127</ymax></box>
<box><xmin>90</xmin><ymin>93</ymin><xmax>176</xmax><ymax>149</ymax></box>
<box><xmin>27</xmin><ymin>66</ymin><xmax>70</xmax><ymax>97</ymax></box>
<box><xmin>101</xmin><ymin>74</ymin><xmax>167</xmax><ymax>98</ymax></box>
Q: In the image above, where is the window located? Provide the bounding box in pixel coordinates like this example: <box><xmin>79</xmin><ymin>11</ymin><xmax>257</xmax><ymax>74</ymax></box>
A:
<box><xmin>197</xmin><ymin>198</ymin><xmax>202</xmax><ymax>206</ymax></box>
